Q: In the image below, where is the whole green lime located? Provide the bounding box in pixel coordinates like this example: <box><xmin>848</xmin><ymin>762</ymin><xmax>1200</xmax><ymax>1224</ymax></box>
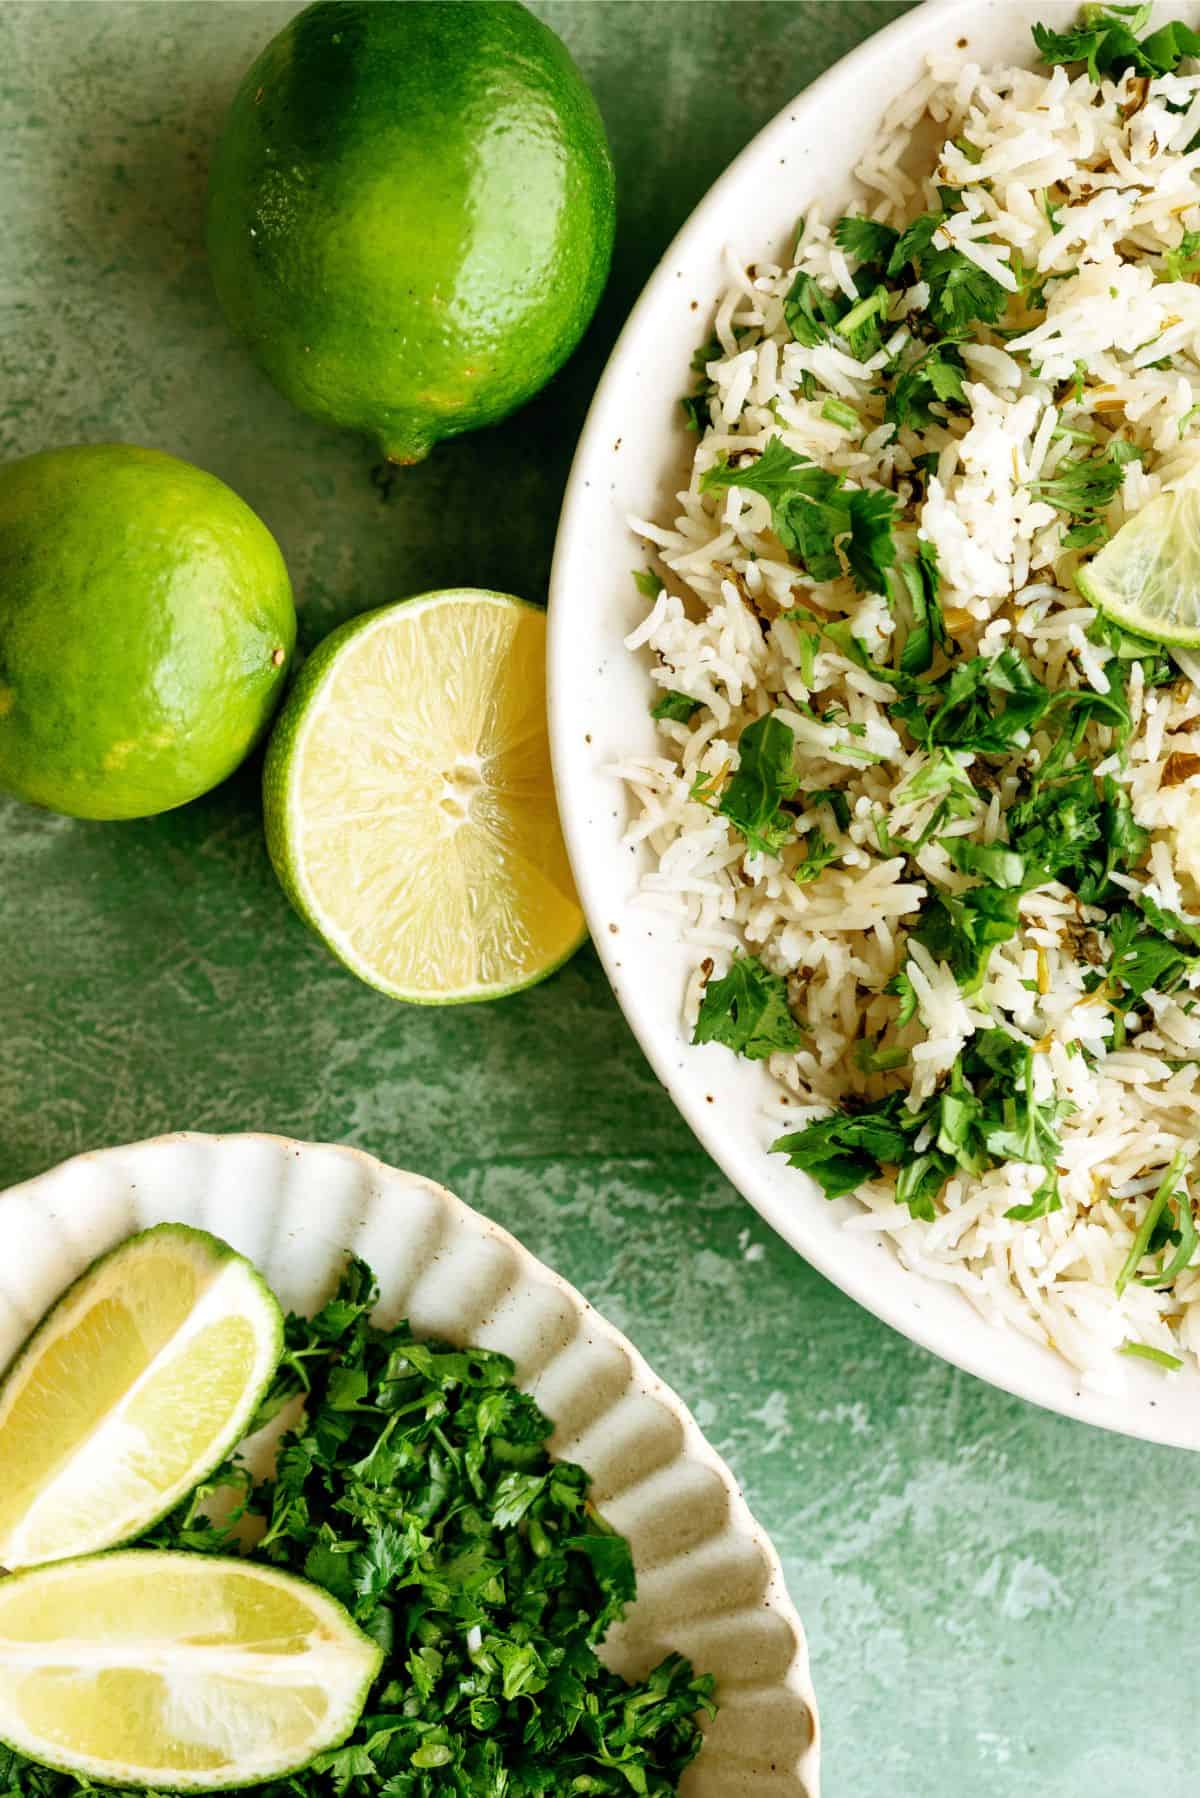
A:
<box><xmin>0</xmin><ymin>444</ymin><xmax>296</xmax><ymax>820</ymax></box>
<box><xmin>207</xmin><ymin>0</ymin><xmax>616</xmax><ymax>464</ymax></box>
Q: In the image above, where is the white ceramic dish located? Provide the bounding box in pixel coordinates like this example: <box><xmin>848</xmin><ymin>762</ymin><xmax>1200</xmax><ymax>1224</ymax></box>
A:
<box><xmin>547</xmin><ymin>0</ymin><xmax>1200</xmax><ymax>1450</ymax></box>
<box><xmin>0</xmin><ymin>1133</ymin><xmax>818</xmax><ymax>1797</ymax></box>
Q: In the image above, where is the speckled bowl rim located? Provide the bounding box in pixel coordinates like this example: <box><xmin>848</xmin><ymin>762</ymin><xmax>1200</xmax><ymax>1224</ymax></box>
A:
<box><xmin>0</xmin><ymin>1131</ymin><xmax>820</xmax><ymax>1795</ymax></box>
<box><xmin>547</xmin><ymin>0</ymin><xmax>1200</xmax><ymax>1449</ymax></box>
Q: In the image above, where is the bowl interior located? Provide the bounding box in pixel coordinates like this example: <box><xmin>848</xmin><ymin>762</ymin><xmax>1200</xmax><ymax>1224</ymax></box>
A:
<box><xmin>0</xmin><ymin>1133</ymin><xmax>819</xmax><ymax>1797</ymax></box>
<box><xmin>547</xmin><ymin>0</ymin><xmax>1200</xmax><ymax>1450</ymax></box>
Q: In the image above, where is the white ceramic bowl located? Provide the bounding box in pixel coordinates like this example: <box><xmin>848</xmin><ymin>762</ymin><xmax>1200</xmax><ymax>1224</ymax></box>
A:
<box><xmin>548</xmin><ymin>0</ymin><xmax>1200</xmax><ymax>1450</ymax></box>
<box><xmin>0</xmin><ymin>1133</ymin><xmax>818</xmax><ymax>1797</ymax></box>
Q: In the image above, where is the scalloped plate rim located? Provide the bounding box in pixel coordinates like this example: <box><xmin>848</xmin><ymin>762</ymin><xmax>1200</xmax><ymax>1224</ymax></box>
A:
<box><xmin>0</xmin><ymin>1130</ymin><xmax>820</xmax><ymax>1797</ymax></box>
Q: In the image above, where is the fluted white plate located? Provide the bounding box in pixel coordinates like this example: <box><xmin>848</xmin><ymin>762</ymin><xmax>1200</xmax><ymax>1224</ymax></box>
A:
<box><xmin>0</xmin><ymin>1133</ymin><xmax>818</xmax><ymax>1797</ymax></box>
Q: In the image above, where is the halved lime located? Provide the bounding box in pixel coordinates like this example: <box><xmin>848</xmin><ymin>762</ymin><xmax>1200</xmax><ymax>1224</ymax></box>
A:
<box><xmin>0</xmin><ymin>1550</ymin><xmax>382</xmax><ymax>1790</ymax></box>
<box><xmin>262</xmin><ymin>590</ymin><xmax>586</xmax><ymax>1003</ymax></box>
<box><xmin>0</xmin><ymin>1225</ymin><xmax>282</xmax><ymax>1571</ymax></box>
<box><xmin>1077</xmin><ymin>483</ymin><xmax>1200</xmax><ymax>647</ymax></box>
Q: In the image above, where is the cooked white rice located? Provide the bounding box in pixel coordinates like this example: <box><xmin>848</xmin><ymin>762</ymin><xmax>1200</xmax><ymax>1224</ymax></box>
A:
<box><xmin>621</xmin><ymin>37</ymin><xmax>1200</xmax><ymax>1388</ymax></box>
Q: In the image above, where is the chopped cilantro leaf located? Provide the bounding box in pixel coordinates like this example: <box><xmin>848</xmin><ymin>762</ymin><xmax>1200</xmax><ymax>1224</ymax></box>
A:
<box><xmin>701</xmin><ymin>437</ymin><xmax>898</xmax><ymax>593</ymax></box>
<box><xmin>1088</xmin><ymin>613</ymin><xmax>1176</xmax><ymax>688</ymax></box>
<box><xmin>783</xmin><ymin>271</ymin><xmax>846</xmax><ymax>346</ymax></box>
<box><xmin>652</xmin><ymin>689</ymin><xmax>702</xmax><ymax>724</ymax></box>
<box><xmin>1061</xmin><ymin>519</ymin><xmax>1109</xmax><ymax>550</ymax></box>
<box><xmin>887</xmin><ymin>342</ymin><xmax>968</xmax><ymax>431</ymax></box>
<box><xmin>793</xmin><ymin>829</ymin><xmax>840</xmax><ymax>883</ymax></box>
<box><xmin>690</xmin><ymin>333</ymin><xmax>721</xmax><ymax>374</ymax></box>
<box><xmin>1137</xmin><ymin>891</ymin><xmax>1200</xmax><ymax>951</ymax></box>
<box><xmin>1009</xmin><ymin>767</ymin><xmax>1145</xmax><ymax>902</ymax></box>
<box><xmin>895</xmin><ymin>539</ymin><xmax>947</xmax><ymax>676</ymax></box>
<box><xmin>680</xmin><ymin>337</ymin><xmax>719</xmax><ymax>434</ymax></box>
<box><xmin>806</xmin><ymin>786</ymin><xmax>853</xmax><ymax>831</ymax></box>
<box><xmin>895</xmin><ymin>647</ymin><xmax>1054</xmax><ymax>755</ymax></box>
<box><xmin>897</xmin><ymin>747</ymin><xmax>978</xmax><ymax>815</ymax></box>
<box><xmin>1028</xmin><ymin>440</ymin><xmax>1136</xmax><ymax>517</ymax></box>
<box><xmin>1034</xmin><ymin>7</ymin><xmax>1200</xmax><ymax>81</ymax></box>
<box><xmin>681</xmin><ymin>390</ymin><xmax>710</xmax><ymax>432</ymax></box>
<box><xmin>774</xmin><ymin>1025</ymin><xmax>1070</xmax><ymax>1214</ymax></box>
<box><xmin>895</xmin><ymin>1150</ymin><xmax>957</xmax><ymax>1222</ymax></box>
<box><xmin>940</xmin><ymin>836</ymin><xmax>1027</xmax><ymax>889</ymax></box>
<box><xmin>887</xmin><ymin>966</ymin><xmax>919</xmax><ymax>1026</ymax></box>
<box><xmin>1163</xmin><ymin>227</ymin><xmax>1200</xmax><ymax>282</ymax></box>
<box><xmin>1005</xmin><ymin>1172</ymin><xmax>1063</xmax><ymax>1223</ymax></box>
<box><xmin>1107</xmin><ymin>904</ymin><xmax>1200</xmax><ymax>1000</ymax></box>
<box><xmin>887</xmin><ymin>210</ymin><xmax>943</xmax><ymax>277</ymax></box>
<box><xmin>911</xmin><ymin>885</ymin><xmax>1023</xmax><ymax>988</ymax></box>
<box><xmin>693</xmin><ymin>953</ymin><xmax>803</xmax><ymax>1059</ymax></box>
<box><xmin>633</xmin><ymin>569</ymin><xmax>664</xmax><ymax>599</ymax></box>
<box><xmin>922</xmin><ymin>241</ymin><xmax>1010</xmax><ymax>336</ymax></box>
<box><xmin>834</xmin><ymin>214</ymin><xmax>901</xmax><ymax>272</ymax></box>
<box><xmin>701</xmin><ymin>440</ymin><xmax>846</xmax><ymax>581</ymax></box>
<box><xmin>702</xmin><ymin>435</ymin><xmax>823</xmax><ymax>508</ymax></box>
<box><xmin>844</xmin><ymin>487</ymin><xmax>899</xmax><ymax>594</ymax></box>
<box><xmin>886</xmin><ymin>209</ymin><xmax>1009</xmax><ymax>337</ymax></box>
<box><xmin>772</xmin><ymin>1093</ymin><xmax>914</xmax><ymax>1198</ymax></box>
<box><xmin>717</xmin><ymin>712</ymin><xmax>799</xmax><ymax>856</ymax></box>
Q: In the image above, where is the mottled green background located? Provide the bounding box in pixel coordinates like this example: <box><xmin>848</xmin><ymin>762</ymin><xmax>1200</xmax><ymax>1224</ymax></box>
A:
<box><xmin>0</xmin><ymin>3</ymin><xmax>1190</xmax><ymax>1791</ymax></box>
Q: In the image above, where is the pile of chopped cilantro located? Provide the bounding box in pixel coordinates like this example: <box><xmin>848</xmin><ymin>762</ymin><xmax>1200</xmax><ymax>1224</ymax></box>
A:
<box><xmin>0</xmin><ymin>1261</ymin><xmax>715</xmax><ymax>1798</ymax></box>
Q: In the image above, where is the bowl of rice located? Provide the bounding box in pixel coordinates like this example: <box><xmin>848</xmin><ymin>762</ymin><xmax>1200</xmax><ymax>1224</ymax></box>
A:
<box><xmin>548</xmin><ymin>0</ymin><xmax>1200</xmax><ymax>1445</ymax></box>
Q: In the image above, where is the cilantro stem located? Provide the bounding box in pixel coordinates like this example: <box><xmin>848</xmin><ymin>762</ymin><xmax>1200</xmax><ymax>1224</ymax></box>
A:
<box><xmin>854</xmin><ymin>1040</ymin><xmax>911</xmax><ymax>1073</ymax></box>
<box><xmin>839</xmin><ymin>288</ymin><xmax>888</xmax><ymax>340</ymax></box>
<box><xmin>1115</xmin><ymin>1150</ymin><xmax>1188</xmax><ymax>1297</ymax></box>
<box><xmin>1119</xmin><ymin>1341</ymin><xmax>1183</xmax><ymax>1371</ymax></box>
<box><xmin>831</xmin><ymin>741</ymin><xmax>887</xmax><ymax>764</ymax></box>
<box><xmin>1050</xmin><ymin>423</ymin><xmax>1095</xmax><ymax>445</ymax></box>
<box><xmin>821</xmin><ymin>398</ymin><xmax>861</xmax><ymax>432</ymax></box>
<box><xmin>1140</xmin><ymin>1167</ymin><xmax>1198</xmax><ymax>1287</ymax></box>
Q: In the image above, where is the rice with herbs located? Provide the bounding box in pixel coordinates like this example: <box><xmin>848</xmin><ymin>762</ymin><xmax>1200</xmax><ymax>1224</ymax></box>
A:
<box><xmin>620</xmin><ymin>20</ymin><xmax>1200</xmax><ymax>1387</ymax></box>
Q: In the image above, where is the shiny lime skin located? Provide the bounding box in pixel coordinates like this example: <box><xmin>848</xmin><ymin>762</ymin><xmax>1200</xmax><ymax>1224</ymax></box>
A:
<box><xmin>207</xmin><ymin>0</ymin><xmax>616</xmax><ymax>463</ymax></box>
<box><xmin>0</xmin><ymin>444</ymin><xmax>296</xmax><ymax>821</ymax></box>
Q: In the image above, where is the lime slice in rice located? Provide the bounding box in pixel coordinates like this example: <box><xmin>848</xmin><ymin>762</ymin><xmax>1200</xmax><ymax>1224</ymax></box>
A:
<box><xmin>1076</xmin><ymin>482</ymin><xmax>1200</xmax><ymax>648</ymax></box>
<box><xmin>0</xmin><ymin>1550</ymin><xmax>382</xmax><ymax>1789</ymax></box>
<box><xmin>0</xmin><ymin>1223</ymin><xmax>282</xmax><ymax>1571</ymax></box>
<box><xmin>262</xmin><ymin>590</ymin><xmax>586</xmax><ymax>1003</ymax></box>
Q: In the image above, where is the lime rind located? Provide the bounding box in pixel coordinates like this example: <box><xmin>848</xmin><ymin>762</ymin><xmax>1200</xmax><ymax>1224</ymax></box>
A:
<box><xmin>0</xmin><ymin>1550</ymin><xmax>383</xmax><ymax>1792</ymax></box>
<box><xmin>262</xmin><ymin>589</ymin><xmax>588</xmax><ymax>1006</ymax></box>
<box><xmin>1076</xmin><ymin>483</ymin><xmax>1200</xmax><ymax>648</ymax></box>
<box><xmin>0</xmin><ymin>1223</ymin><xmax>283</xmax><ymax>1570</ymax></box>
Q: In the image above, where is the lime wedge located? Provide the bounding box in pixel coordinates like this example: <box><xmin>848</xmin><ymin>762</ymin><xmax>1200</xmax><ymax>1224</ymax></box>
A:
<box><xmin>0</xmin><ymin>1550</ymin><xmax>382</xmax><ymax>1789</ymax></box>
<box><xmin>1077</xmin><ymin>483</ymin><xmax>1200</xmax><ymax>647</ymax></box>
<box><xmin>0</xmin><ymin>1225</ymin><xmax>282</xmax><ymax>1571</ymax></box>
<box><xmin>262</xmin><ymin>589</ymin><xmax>586</xmax><ymax>1003</ymax></box>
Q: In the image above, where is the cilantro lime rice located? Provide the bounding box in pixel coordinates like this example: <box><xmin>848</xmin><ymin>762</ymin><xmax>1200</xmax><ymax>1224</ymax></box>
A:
<box><xmin>621</xmin><ymin>9</ymin><xmax>1200</xmax><ymax>1386</ymax></box>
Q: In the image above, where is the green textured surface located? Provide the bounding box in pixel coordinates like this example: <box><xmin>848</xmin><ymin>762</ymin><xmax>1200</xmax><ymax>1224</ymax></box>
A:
<box><xmin>0</xmin><ymin>4</ymin><xmax>1190</xmax><ymax>1793</ymax></box>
